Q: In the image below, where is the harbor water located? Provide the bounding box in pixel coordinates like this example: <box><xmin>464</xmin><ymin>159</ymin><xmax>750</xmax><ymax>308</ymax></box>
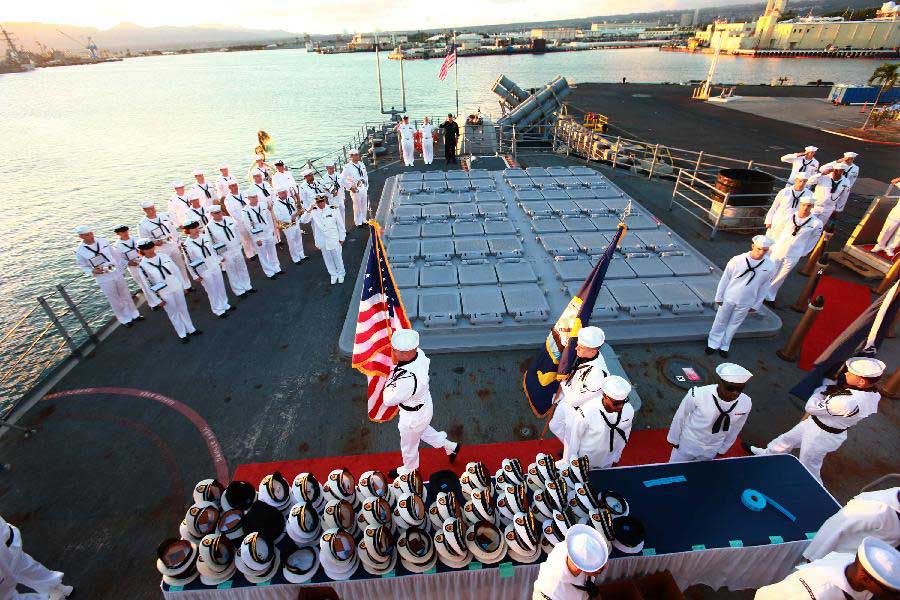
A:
<box><xmin>0</xmin><ymin>46</ymin><xmax>883</xmax><ymax>412</ymax></box>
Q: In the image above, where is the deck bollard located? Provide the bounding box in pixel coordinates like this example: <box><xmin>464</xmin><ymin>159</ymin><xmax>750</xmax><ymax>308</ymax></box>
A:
<box><xmin>799</xmin><ymin>223</ymin><xmax>835</xmax><ymax>276</ymax></box>
<box><xmin>776</xmin><ymin>295</ymin><xmax>825</xmax><ymax>362</ymax></box>
<box><xmin>881</xmin><ymin>367</ymin><xmax>900</xmax><ymax>399</ymax></box>
<box><xmin>873</xmin><ymin>258</ymin><xmax>900</xmax><ymax>296</ymax></box>
<box><xmin>792</xmin><ymin>256</ymin><xmax>828</xmax><ymax>313</ymax></box>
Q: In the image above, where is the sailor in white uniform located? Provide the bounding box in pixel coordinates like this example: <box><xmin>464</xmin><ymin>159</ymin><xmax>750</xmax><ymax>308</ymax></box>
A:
<box><xmin>300</xmin><ymin>193</ymin><xmax>346</xmax><ymax>284</ymax></box>
<box><xmin>820</xmin><ymin>152</ymin><xmax>860</xmax><ymax>213</ymax></box>
<box><xmin>138</xmin><ymin>201</ymin><xmax>192</xmax><ymax>290</ymax></box>
<box><xmin>395</xmin><ymin>116</ymin><xmax>417</xmax><ymax>167</ymax></box>
<box><xmin>137</xmin><ymin>239</ymin><xmax>199</xmax><ymax>342</ymax></box>
<box><xmin>0</xmin><ymin>514</ymin><xmax>73</xmax><ymax>599</ymax></box>
<box><xmin>532</xmin><ymin>524</ymin><xmax>608</xmax><ymax>600</ymax></box>
<box><xmin>804</xmin><ymin>487</ymin><xmax>900</xmax><ymax>562</ymax></box>
<box><xmin>248</xmin><ymin>155</ymin><xmax>273</xmax><ymax>184</ymax></box>
<box><xmin>322</xmin><ymin>161</ymin><xmax>345</xmax><ymax>212</ymax></box>
<box><xmin>419</xmin><ymin>117</ymin><xmax>436</xmax><ymax>165</ymax></box>
<box><xmin>185</xmin><ymin>194</ymin><xmax>211</xmax><ymax>231</ymax></box>
<box><xmin>271</xmin><ymin>159</ymin><xmax>300</xmax><ymax>205</ymax></box>
<box><xmin>298</xmin><ymin>168</ymin><xmax>325</xmax><ymax>210</ymax></box>
<box><xmin>765</xmin><ymin>196</ymin><xmax>823</xmax><ymax>302</ymax></box>
<box><xmin>807</xmin><ymin>165</ymin><xmax>851</xmax><ymax>225</ymax></box>
<box><xmin>548</xmin><ymin>327</ymin><xmax>609</xmax><ymax>444</ymax></box>
<box><xmin>112</xmin><ymin>224</ymin><xmax>160</xmax><ymax>310</ymax></box>
<box><xmin>667</xmin><ymin>363</ymin><xmax>753</xmax><ymax>462</ymax></box>
<box><xmin>250</xmin><ymin>170</ymin><xmax>279</xmax><ymax>243</ymax></box>
<box><xmin>706</xmin><ymin>235</ymin><xmax>775</xmax><ymax>358</ymax></box>
<box><xmin>191</xmin><ymin>169</ymin><xmax>216</xmax><ymax>207</ymax></box>
<box><xmin>563</xmin><ymin>376</ymin><xmax>633</xmax><ymax>469</ymax></box>
<box><xmin>765</xmin><ymin>175</ymin><xmax>813</xmax><ymax>238</ymax></box>
<box><xmin>780</xmin><ymin>146</ymin><xmax>819</xmax><ymax>184</ymax></box>
<box><xmin>382</xmin><ymin>329</ymin><xmax>460</xmax><ymax>477</ymax></box>
<box><xmin>751</xmin><ymin>357</ymin><xmax>885</xmax><ymax>482</ymax></box>
<box><xmin>168</xmin><ymin>180</ymin><xmax>192</xmax><ymax>227</ymax></box>
<box><xmin>243</xmin><ymin>192</ymin><xmax>282</xmax><ymax>279</ymax></box>
<box><xmin>215</xmin><ymin>165</ymin><xmax>235</xmax><ymax>201</ymax></box>
<box><xmin>222</xmin><ymin>181</ymin><xmax>256</xmax><ymax>260</ymax></box>
<box><xmin>74</xmin><ymin>225</ymin><xmax>141</xmax><ymax>327</ymax></box>
<box><xmin>206</xmin><ymin>205</ymin><xmax>254</xmax><ymax>298</ymax></box>
<box><xmin>756</xmin><ymin>536</ymin><xmax>900</xmax><ymax>600</ymax></box>
<box><xmin>341</xmin><ymin>149</ymin><xmax>369</xmax><ymax>228</ymax></box>
<box><xmin>872</xmin><ymin>178</ymin><xmax>900</xmax><ymax>257</ymax></box>
<box><xmin>272</xmin><ymin>186</ymin><xmax>306</xmax><ymax>264</ymax></box>
<box><xmin>181</xmin><ymin>219</ymin><xmax>232</xmax><ymax>318</ymax></box>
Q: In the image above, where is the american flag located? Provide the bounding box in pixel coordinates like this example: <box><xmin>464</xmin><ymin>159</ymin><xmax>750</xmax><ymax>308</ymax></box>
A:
<box><xmin>352</xmin><ymin>222</ymin><xmax>411</xmax><ymax>422</ymax></box>
<box><xmin>438</xmin><ymin>44</ymin><xmax>457</xmax><ymax>81</ymax></box>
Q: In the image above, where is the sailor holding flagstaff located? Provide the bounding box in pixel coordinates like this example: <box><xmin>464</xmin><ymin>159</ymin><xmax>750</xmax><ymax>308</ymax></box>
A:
<box><xmin>765</xmin><ymin>196</ymin><xmax>823</xmax><ymax>303</ymax></box>
<box><xmin>272</xmin><ymin>186</ymin><xmax>306</xmax><ymax>264</ymax></box>
<box><xmin>562</xmin><ymin>376</ymin><xmax>633</xmax><ymax>469</ymax></box>
<box><xmin>765</xmin><ymin>175</ymin><xmax>813</xmax><ymax>238</ymax></box>
<box><xmin>341</xmin><ymin>149</ymin><xmax>369</xmax><ymax>228</ymax></box>
<box><xmin>181</xmin><ymin>219</ymin><xmax>233</xmax><ymax>318</ymax></box>
<box><xmin>191</xmin><ymin>169</ymin><xmax>216</xmax><ymax>207</ymax></box>
<box><xmin>137</xmin><ymin>238</ymin><xmax>199</xmax><ymax>343</ymax></box>
<box><xmin>223</xmin><ymin>181</ymin><xmax>256</xmax><ymax>260</ymax></box>
<box><xmin>872</xmin><ymin>178</ymin><xmax>900</xmax><ymax>257</ymax></box>
<box><xmin>804</xmin><ymin>487</ymin><xmax>899</xmax><ymax>562</ymax></box>
<box><xmin>419</xmin><ymin>117</ymin><xmax>436</xmax><ymax>165</ymax></box>
<box><xmin>215</xmin><ymin>165</ymin><xmax>235</xmax><ymax>201</ymax></box>
<box><xmin>74</xmin><ymin>225</ymin><xmax>142</xmax><ymax>327</ymax></box>
<box><xmin>243</xmin><ymin>191</ymin><xmax>282</xmax><ymax>279</ymax></box>
<box><xmin>667</xmin><ymin>363</ymin><xmax>752</xmax><ymax>462</ymax></box>
<box><xmin>137</xmin><ymin>201</ymin><xmax>192</xmax><ymax>291</ymax></box>
<box><xmin>168</xmin><ymin>180</ymin><xmax>192</xmax><ymax>226</ymax></box>
<box><xmin>382</xmin><ymin>329</ymin><xmax>460</xmax><ymax>478</ymax></box>
<box><xmin>780</xmin><ymin>146</ymin><xmax>819</xmax><ymax>184</ymax></box>
<box><xmin>298</xmin><ymin>168</ymin><xmax>325</xmax><ymax>210</ymax></box>
<box><xmin>300</xmin><ymin>193</ymin><xmax>345</xmax><ymax>284</ymax></box>
<box><xmin>206</xmin><ymin>204</ymin><xmax>255</xmax><ymax>298</ymax></box>
<box><xmin>396</xmin><ymin>116</ymin><xmax>416</xmax><ymax>167</ymax></box>
<box><xmin>185</xmin><ymin>194</ymin><xmax>211</xmax><ymax>230</ymax></box>
<box><xmin>751</xmin><ymin>357</ymin><xmax>885</xmax><ymax>482</ymax></box>
<box><xmin>271</xmin><ymin>159</ymin><xmax>300</xmax><ymax>204</ymax></box>
<box><xmin>706</xmin><ymin>235</ymin><xmax>775</xmax><ymax>358</ymax></box>
<box><xmin>322</xmin><ymin>160</ymin><xmax>345</xmax><ymax>211</ymax></box>
<box><xmin>548</xmin><ymin>327</ymin><xmax>609</xmax><ymax>444</ymax></box>
<box><xmin>112</xmin><ymin>224</ymin><xmax>161</xmax><ymax>310</ymax></box>
<box><xmin>807</xmin><ymin>164</ymin><xmax>851</xmax><ymax>225</ymax></box>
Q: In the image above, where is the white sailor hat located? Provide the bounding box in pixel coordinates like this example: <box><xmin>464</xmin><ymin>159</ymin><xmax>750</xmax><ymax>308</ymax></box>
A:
<box><xmin>465</xmin><ymin>520</ymin><xmax>507</xmax><ymax>565</ymax></box>
<box><xmin>612</xmin><ymin>515</ymin><xmax>645</xmax><ymax>554</ymax></box>
<box><xmin>275</xmin><ymin>185</ymin><xmax>289</xmax><ymax>194</ymax></box>
<box><xmin>219</xmin><ymin>164</ymin><xmax>229</xmax><ymax>171</ymax></box>
<box><xmin>567</xmin><ymin>524</ymin><xmax>609</xmax><ymax>573</ymax></box>
<box><xmin>577</xmin><ymin>326</ymin><xmax>605</xmax><ymax>348</ymax></box>
<box><xmin>358</xmin><ymin>496</ymin><xmax>394</xmax><ymax>531</ymax></box>
<box><xmin>216</xmin><ymin>509</ymin><xmax>244</xmax><ymax>541</ymax></box>
<box><xmin>804</xmin><ymin>146</ymin><xmax>818</xmax><ymax>152</ymax></box>
<box><xmin>172</xmin><ymin>180</ymin><xmax>185</xmax><ymax>188</ymax></box>
<box><xmin>322</xmin><ymin>499</ymin><xmax>357</xmax><ymax>534</ymax></box>
<box><xmin>300</xmin><ymin>168</ymin><xmax>314</xmax><ymax>177</ymax></box>
<box><xmin>182</xmin><ymin>218</ymin><xmax>199</xmax><ymax>229</ymax></box>
<box><xmin>192</xmin><ymin>169</ymin><xmax>204</xmax><ymax>177</ymax></box>
<box><xmin>193</xmin><ymin>479</ymin><xmax>225</xmax><ymax>506</ymax></box>
<box><xmin>74</xmin><ymin>225</ymin><xmax>92</xmax><ymax>235</ymax></box>
<box><xmin>246</xmin><ymin>191</ymin><xmax>259</xmax><ymax>198</ymax></box>
<box><xmin>227</xmin><ymin>180</ymin><xmax>239</xmax><ymax>187</ymax></box>
<box><xmin>568</xmin><ymin>481</ymin><xmax>600</xmax><ymax>519</ymax></box>
<box><xmin>156</xmin><ymin>538</ymin><xmax>199</xmax><ymax>586</ymax></box>
<box><xmin>859</xmin><ymin>536</ymin><xmax>900</xmax><ymax>590</ymax></box>
<box><xmin>251</xmin><ymin>170</ymin><xmax>263</xmax><ymax>178</ymax></box>
<box><xmin>140</xmin><ymin>200</ymin><xmax>156</xmax><ymax>209</ymax></box>
<box><xmin>602</xmin><ymin>376</ymin><xmax>631</xmax><ymax>401</ymax></box>
<box><xmin>324</xmin><ymin>160</ymin><xmax>336</xmax><ymax>168</ymax></box>
<box><xmin>291</xmin><ymin>472</ymin><xmax>324</xmax><ymax>511</ymax></box>
<box><xmin>393</xmin><ymin>492</ymin><xmax>427</xmax><ymax>530</ymax></box>
<box><xmin>357</xmin><ymin>525</ymin><xmax>397</xmax><ymax>575</ymax></box>
<box><xmin>846</xmin><ymin>357</ymin><xmax>886</xmax><ymax>378</ymax></box>
<box><xmin>220</xmin><ymin>480</ymin><xmax>257</xmax><ymax>513</ymax></box>
<box><xmin>285</xmin><ymin>502</ymin><xmax>321</xmax><ymax>547</ymax></box>
<box><xmin>798</xmin><ymin>196</ymin><xmax>815</xmax><ymax>205</ymax></box>
<box><xmin>390</xmin><ymin>329</ymin><xmax>419</xmax><ymax>351</ymax></box>
<box><xmin>235</xmin><ymin>532</ymin><xmax>281</xmax><ymax>584</ymax></box>
<box><xmin>844</xmin><ymin>152</ymin><xmax>858</xmax><ymax>159</ymax></box>
<box><xmin>282</xmin><ymin>547</ymin><xmax>320</xmax><ymax>584</ymax></box>
<box><xmin>397</xmin><ymin>526</ymin><xmax>437</xmax><ymax>573</ymax></box>
<box><xmin>751</xmin><ymin>234</ymin><xmax>774</xmax><ymax>249</ymax></box>
<box><xmin>496</xmin><ymin>484</ymin><xmax>529</xmax><ymax>525</ymax></box>
<box><xmin>391</xmin><ymin>468</ymin><xmax>426</xmax><ymax>503</ymax></box>
<box><xmin>428</xmin><ymin>491</ymin><xmax>462</xmax><ymax>530</ymax></box>
<box><xmin>562</xmin><ymin>455</ymin><xmax>590</xmax><ymax>488</ymax></box>
<box><xmin>434</xmin><ymin>517</ymin><xmax>473</xmax><ymax>569</ymax></box>
<box><xmin>208</xmin><ymin>204</ymin><xmax>222</xmax><ymax>213</ymax></box>
<box><xmin>504</xmin><ymin>511</ymin><xmax>542</xmax><ymax>563</ymax></box>
<box><xmin>715</xmin><ymin>363</ymin><xmax>753</xmax><ymax>384</ymax></box>
<box><xmin>196</xmin><ymin>533</ymin><xmax>236</xmax><ymax>586</ymax></box>
<box><xmin>832</xmin><ymin>162</ymin><xmax>847</xmax><ymax>171</ymax></box>
<box><xmin>323</xmin><ymin>468</ymin><xmax>358</xmax><ymax>506</ymax></box>
<box><xmin>357</xmin><ymin>470</ymin><xmax>393</xmax><ymax>503</ymax></box>
<box><xmin>349</xmin><ymin>148</ymin><xmax>360</xmax><ymax>155</ymax></box>
<box><xmin>318</xmin><ymin>527</ymin><xmax>359</xmax><ymax>580</ymax></box>
<box><xmin>179</xmin><ymin>501</ymin><xmax>220</xmax><ymax>544</ymax></box>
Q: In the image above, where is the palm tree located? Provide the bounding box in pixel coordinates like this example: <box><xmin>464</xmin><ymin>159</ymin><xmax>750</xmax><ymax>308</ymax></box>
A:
<box><xmin>863</xmin><ymin>62</ymin><xmax>898</xmax><ymax>129</ymax></box>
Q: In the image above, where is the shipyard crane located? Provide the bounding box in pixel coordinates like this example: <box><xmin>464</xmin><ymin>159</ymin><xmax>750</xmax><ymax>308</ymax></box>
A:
<box><xmin>56</xmin><ymin>29</ymin><xmax>99</xmax><ymax>59</ymax></box>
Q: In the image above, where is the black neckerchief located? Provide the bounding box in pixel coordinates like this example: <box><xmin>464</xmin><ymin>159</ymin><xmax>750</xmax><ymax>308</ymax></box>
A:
<box><xmin>150</xmin><ymin>218</ymin><xmax>170</xmax><ymax>234</ymax></box>
<box><xmin>190</xmin><ymin>207</ymin><xmax>208</xmax><ymax>225</ymax></box>
<box><xmin>598</xmin><ymin>408</ymin><xmax>628</xmax><ymax>452</ymax></box>
<box><xmin>352</xmin><ymin>163</ymin><xmax>366</xmax><ymax>184</ymax></box>
<box><xmin>248</xmin><ymin>206</ymin><xmax>266</xmax><ymax>225</ymax></box>
<box><xmin>711</xmin><ymin>392</ymin><xmax>738</xmax><ymax>434</ymax></box>
<box><xmin>231</xmin><ymin>194</ymin><xmax>245</xmax><ymax>207</ymax></box>
<box><xmin>212</xmin><ymin>220</ymin><xmax>234</xmax><ymax>241</ymax></box>
<box><xmin>190</xmin><ymin>237</ymin><xmax>211</xmax><ymax>257</ymax></box>
<box><xmin>83</xmin><ymin>242</ymin><xmax>109</xmax><ymax>263</ymax></box>
<box><xmin>198</xmin><ymin>183</ymin><xmax>211</xmax><ymax>199</ymax></box>
<box><xmin>149</xmin><ymin>257</ymin><xmax>171</xmax><ymax>277</ymax></box>
<box><xmin>278</xmin><ymin>197</ymin><xmax>295</xmax><ymax>213</ymax></box>
<box><xmin>120</xmin><ymin>239</ymin><xmax>136</xmax><ymax>252</ymax></box>
<box><xmin>830</xmin><ymin>177</ymin><xmax>844</xmax><ymax>194</ymax></box>
<box><xmin>387</xmin><ymin>353</ymin><xmax>419</xmax><ymax>396</ymax></box>
<box><xmin>790</xmin><ymin>189</ymin><xmax>804</xmax><ymax>209</ymax></box>
<box><xmin>800</xmin><ymin>158</ymin><xmax>814</xmax><ymax>171</ymax></box>
<box><xmin>175</xmin><ymin>195</ymin><xmax>189</xmax><ymax>207</ymax></box>
<box><xmin>737</xmin><ymin>257</ymin><xmax>764</xmax><ymax>285</ymax></box>
<box><xmin>256</xmin><ymin>183</ymin><xmax>270</xmax><ymax>197</ymax></box>
<box><xmin>791</xmin><ymin>215</ymin><xmax>812</xmax><ymax>237</ymax></box>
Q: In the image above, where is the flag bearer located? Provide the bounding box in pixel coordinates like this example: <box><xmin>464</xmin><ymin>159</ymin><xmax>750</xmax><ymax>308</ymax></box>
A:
<box><xmin>765</xmin><ymin>175</ymin><xmax>813</xmax><ymax>238</ymax></box>
<box><xmin>111</xmin><ymin>224</ymin><xmax>160</xmax><ymax>310</ymax></box>
<box><xmin>341</xmin><ymin>149</ymin><xmax>369</xmax><ymax>228</ymax></box>
<box><xmin>780</xmin><ymin>146</ymin><xmax>819</xmax><ymax>184</ymax></box>
<box><xmin>74</xmin><ymin>225</ymin><xmax>141</xmax><ymax>327</ymax></box>
<box><xmin>765</xmin><ymin>197</ymin><xmax>823</xmax><ymax>303</ymax></box>
<box><xmin>138</xmin><ymin>201</ymin><xmax>192</xmax><ymax>290</ymax></box>
<box><xmin>168</xmin><ymin>180</ymin><xmax>192</xmax><ymax>226</ymax></box>
<box><xmin>300</xmin><ymin>193</ymin><xmax>345</xmax><ymax>284</ymax></box>
<box><xmin>419</xmin><ymin>117</ymin><xmax>436</xmax><ymax>165</ymax></box>
<box><xmin>181</xmin><ymin>219</ymin><xmax>232</xmax><ymax>318</ymax></box>
<box><xmin>272</xmin><ymin>186</ymin><xmax>306</xmax><ymax>264</ymax></box>
<box><xmin>322</xmin><ymin>161</ymin><xmax>345</xmax><ymax>212</ymax></box>
<box><xmin>137</xmin><ymin>238</ymin><xmax>199</xmax><ymax>343</ymax></box>
<box><xmin>803</xmin><ymin>487</ymin><xmax>900</xmax><ymax>561</ymax></box>
<box><xmin>548</xmin><ymin>326</ymin><xmax>609</xmax><ymax>444</ymax></box>
<box><xmin>206</xmin><ymin>205</ymin><xmax>255</xmax><ymax>298</ymax></box>
<box><xmin>706</xmin><ymin>235</ymin><xmax>775</xmax><ymax>358</ymax></box>
<box><xmin>223</xmin><ymin>181</ymin><xmax>256</xmax><ymax>260</ymax></box>
<box><xmin>396</xmin><ymin>115</ymin><xmax>416</xmax><ymax>167</ymax></box>
<box><xmin>667</xmin><ymin>363</ymin><xmax>752</xmax><ymax>462</ymax></box>
<box><xmin>807</xmin><ymin>165</ymin><xmax>851</xmax><ymax>225</ymax></box>
<box><xmin>563</xmin><ymin>376</ymin><xmax>634</xmax><ymax>469</ymax></box>
<box><xmin>243</xmin><ymin>192</ymin><xmax>282</xmax><ymax>279</ymax></box>
<box><xmin>191</xmin><ymin>169</ymin><xmax>216</xmax><ymax>206</ymax></box>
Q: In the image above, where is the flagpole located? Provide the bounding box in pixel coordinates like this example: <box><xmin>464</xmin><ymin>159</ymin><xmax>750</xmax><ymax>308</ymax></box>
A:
<box><xmin>453</xmin><ymin>31</ymin><xmax>459</xmax><ymax>119</ymax></box>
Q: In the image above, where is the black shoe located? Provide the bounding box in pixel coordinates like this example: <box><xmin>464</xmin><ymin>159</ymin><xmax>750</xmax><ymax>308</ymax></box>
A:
<box><xmin>135</xmin><ymin>315</ymin><xmax>146</xmax><ymax>322</ymax></box>
<box><xmin>237</xmin><ymin>292</ymin><xmax>247</xmax><ymax>299</ymax></box>
<box><xmin>705</xmin><ymin>346</ymin><xmax>715</xmax><ymax>355</ymax></box>
<box><xmin>267</xmin><ymin>275</ymin><xmax>277</xmax><ymax>280</ymax></box>
<box><xmin>763</xmin><ymin>299</ymin><xmax>776</xmax><ymax>307</ymax></box>
<box><xmin>294</xmin><ymin>260</ymin><xmax>302</xmax><ymax>265</ymax></box>
<box><xmin>276</xmin><ymin>241</ymin><xmax>285</xmax><ymax>247</ymax></box>
<box><xmin>150</xmin><ymin>305</ymin><xmax>160</xmax><ymax>311</ymax></box>
<box><xmin>218</xmin><ymin>313</ymin><xmax>228</xmax><ymax>319</ymax></box>
<box><xmin>249</xmin><ymin>256</ymin><xmax>258</xmax><ymax>262</ymax></box>
<box><xmin>276</xmin><ymin>270</ymin><xmax>285</xmax><ymax>275</ymax></box>
<box><xmin>180</xmin><ymin>336</ymin><xmax>189</xmax><ymax>344</ymax></box>
<box><xmin>227</xmin><ymin>306</ymin><xmax>236</xmax><ymax>312</ymax></box>
<box><xmin>122</xmin><ymin>321</ymin><xmax>133</xmax><ymax>328</ymax></box>
<box><xmin>388</xmin><ymin>468</ymin><xmax>399</xmax><ymax>479</ymax></box>
<box><xmin>719</xmin><ymin>349</ymin><xmax>729</xmax><ymax>358</ymax></box>
<box><xmin>185</xmin><ymin>287</ymin><xmax>194</xmax><ymax>294</ymax></box>
<box><xmin>248</xmin><ymin>288</ymin><xmax>258</xmax><ymax>294</ymax></box>
<box><xmin>190</xmin><ymin>330</ymin><xmax>203</xmax><ymax>336</ymax></box>
<box><xmin>449</xmin><ymin>444</ymin><xmax>461</xmax><ymax>464</ymax></box>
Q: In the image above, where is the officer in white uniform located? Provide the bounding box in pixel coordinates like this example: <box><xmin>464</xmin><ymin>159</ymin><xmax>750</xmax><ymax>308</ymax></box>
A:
<box><xmin>271</xmin><ymin>159</ymin><xmax>300</xmax><ymax>205</ymax></box>
<box><xmin>322</xmin><ymin>161</ymin><xmax>345</xmax><ymax>212</ymax></box>
<box><xmin>341</xmin><ymin>149</ymin><xmax>369</xmax><ymax>228</ymax></box>
<box><xmin>706</xmin><ymin>235</ymin><xmax>775</xmax><ymax>358</ymax></box>
<box><xmin>807</xmin><ymin>165</ymin><xmax>851</xmax><ymax>225</ymax></box>
<box><xmin>0</xmin><ymin>515</ymin><xmax>73</xmax><ymax>599</ymax></box>
<box><xmin>138</xmin><ymin>201</ymin><xmax>192</xmax><ymax>290</ymax></box>
<box><xmin>222</xmin><ymin>181</ymin><xmax>256</xmax><ymax>260</ymax></box>
<box><xmin>185</xmin><ymin>194</ymin><xmax>211</xmax><ymax>230</ymax></box>
<box><xmin>667</xmin><ymin>363</ymin><xmax>753</xmax><ymax>462</ymax></box>
<box><xmin>272</xmin><ymin>186</ymin><xmax>306</xmax><ymax>264</ymax></box>
<box><xmin>548</xmin><ymin>327</ymin><xmax>609</xmax><ymax>444</ymax></box>
<box><xmin>191</xmin><ymin>169</ymin><xmax>216</xmax><ymax>207</ymax></box>
<box><xmin>765</xmin><ymin>175</ymin><xmax>813</xmax><ymax>237</ymax></box>
<box><xmin>396</xmin><ymin>116</ymin><xmax>416</xmax><ymax>167</ymax></box>
<box><xmin>532</xmin><ymin>524</ymin><xmax>608</xmax><ymax>600</ymax></box>
<box><xmin>206</xmin><ymin>205</ymin><xmax>255</xmax><ymax>298</ymax></box>
<box><xmin>74</xmin><ymin>225</ymin><xmax>141</xmax><ymax>327</ymax></box>
<box><xmin>563</xmin><ymin>376</ymin><xmax>634</xmax><ymax>469</ymax></box>
<box><xmin>137</xmin><ymin>239</ymin><xmax>199</xmax><ymax>342</ymax></box>
<box><xmin>751</xmin><ymin>357</ymin><xmax>885</xmax><ymax>482</ymax></box>
<box><xmin>804</xmin><ymin>487</ymin><xmax>900</xmax><ymax>562</ymax></box>
<box><xmin>780</xmin><ymin>146</ymin><xmax>819</xmax><ymax>184</ymax></box>
<box><xmin>300</xmin><ymin>193</ymin><xmax>346</xmax><ymax>284</ymax></box>
<box><xmin>419</xmin><ymin>117</ymin><xmax>436</xmax><ymax>165</ymax></box>
<box><xmin>215</xmin><ymin>165</ymin><xmax>235</xmax><ymax>201</ymax></box>
<box><xmin>382</xmin><ymin>329</ymin><xmax>460</xmax><ymax>477</ymax></box>
<box><xmin>298</xmin><ymin>168</ymin><xmax>325</xmax><ymax>210</ymax></box>
<box><xmin>872</xmin><ymin>178</ymin><xmax>900</xmax><ymax>257</ymax></box>
<box><xmin>756</xmin><ymin>536</ymin><xmax>900</xmax><ymax>600</ymax></box>
<box><xmin>243</xmin><ymin>192</ymin><xmax>282</xmax><ymax>279</ymax></box>
<box><xmin>765</xmin><ymin>197</ymin><xmax>824</xmax><ymax>302</ymax></box>
<box><xmin>112</xmin><ymin>224</ymin><xmax>160</xmax><ymax>310</ymax></box>
<box><xmin>168</xmin><ymin>180</ymin><xmax>192</xmax><ymax>227</ymax></box>
<box><xmin>181</xmin><ymin>219</ymin><xmax>232</xmax><ymax>318</ymax></box>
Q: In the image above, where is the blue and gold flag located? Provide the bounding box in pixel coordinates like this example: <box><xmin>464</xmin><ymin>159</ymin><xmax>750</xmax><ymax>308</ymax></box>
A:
<box><xmin>523</xmin><ymin>223</ymin><xmax>627</xmax><ymax>417</ymax></box>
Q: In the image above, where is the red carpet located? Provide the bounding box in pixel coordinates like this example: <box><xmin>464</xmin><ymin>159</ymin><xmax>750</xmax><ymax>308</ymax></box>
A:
<box><xmin>798</xmin><ymin>275</ymin><xmax>872</xmax><ymax>371</ymax></box>
<box><xmin>232</xmin><ymin>429</ymin><xmax>747</xmax><ymax>484</ymax></box>
<box><xmin>860</xmin><ymin>244</ymin><xmax>898</xmax><ymax>264</ymax></box>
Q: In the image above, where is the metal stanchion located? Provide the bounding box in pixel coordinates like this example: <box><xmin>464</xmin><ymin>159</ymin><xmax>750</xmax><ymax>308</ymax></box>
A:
<box><xmin>0</xmin><ymin>420</ymin><xmax>36</xmax><ymax>437</ymax></box>
<box><xmin>873</xmin><ymin>258</ymin><xmax>900</xmax><ymax>296</ymax></box>
<box><xmin>776</xmin><ymin>295</ymin><xmax>825</xmax><ymax>362</ymax></box>
<box><xmin>799</xmin><ymin>223</ymin><xmax>835</xmax><ymax>276</ymax></box>
<box><xmin>881</xmin><ymin>367</ymin><xmax>900</xmax><ymax>399</ymax></box>
<box><xmin>792</xmin><ymin>256</ymin><xmax>828</xmax><ymax>312</ymax></box>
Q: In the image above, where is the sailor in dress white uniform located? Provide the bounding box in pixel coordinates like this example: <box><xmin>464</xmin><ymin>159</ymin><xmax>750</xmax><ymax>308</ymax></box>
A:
<box><xmin>222</xmin><ymin>181</ymin><xmax>256</xmax><ymax>260</ymax></box>
<box><xmin>764</xmin><ymin>175</ymin><xmax>813</xmax><ymax>238</ymax></box>
<box><xmin>243</xmin><ymin>192</ymin><xmax>282</xmax><ymax>279</ymax></box>
<box><xmin>74</xmin><ymin>226</ymin><xmax>141</xmax><ymax>327</ymax></box>
<box><xmin>322</xmin><ymin>161</ymin><xmax>345</xmax><ymax>212</ymax></box>
<box><xmin>206</xmin><ymin>205</ymin><xmax>254</xmax><ymax>298</ymax></box>
<box><xmin>138</xmin><ymin>201</ymin><xmax>192</xmax><ymax>290</ymax></box>
<box><xmin>548</xmin><ymin>327</ymin><xmax>609</xmax><ymax>445</ymax></box>
<box><xmin>418</xmin><ymin>117</ymin><xmax>436</xmax><ymax>165</ymax></box>
<box><xmin>780</xmin><ymin>146</ymin><xmax>819</xmax><ymax>184</ymax></box>
<box><xmin>765</xmin><ymin>196</ymin><xmax>823</xmax><ymax>302</ymax></box>
<box><xmin>395</xmin><ymin>116</ymin><xmax>417</xmax><ymax>167</ymax></box>
<box><xmin>803</xmin><ymin>487</ymin><xmax>900</xmax><ymax>561</ymax></box>
<box><xmin>167</xmin><ymin>180</ymin><xmax>192</xmax><ymax>227</ymax></box>
<box><xmin>137</xmin><ymin>238</ymin><xmax>199</xmax><ymax>342</ymax></box>
<box><xmin>112</xmin><ymin>224</ymin><xmax>160</xmax><ymax>309</ymax></box>
<box><xmin>300</xmin><ymin>193</ymin><xmax>346</xmax><ymax>284</ymax></box>
<box><xmin>180</xmin><ymin>219</ymin><xmax>232</xmax><ymax>318</ymax></box>
<box><xmin>341</xmin><ymin>149</ymin><xmax>369</xmax><ymax>228</ymax></box>
<box><xmin>563</xmin><ymin>376</ymin><xmax>634</xmax><ymax>469</ymax></box>
<box><xmin>191</xmin><ymin>169</ymin><xmax>216</xmax><ymax>207</ymax></box>
<box><xmin>872</xmin><ymin>178</ymin><xmax>900</xmax><ymax>257</ymax></box>
<box><xmin>272</xmin><ymin>186</ymin><xmax>306</xmax><ymax>264</ymax></box>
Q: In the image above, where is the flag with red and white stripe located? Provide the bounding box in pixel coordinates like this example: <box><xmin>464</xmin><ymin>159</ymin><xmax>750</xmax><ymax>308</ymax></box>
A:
<box><xmin>352</xmin><ymin>221</ymin><xmax>411</xmax><ymax>422</ymax></box>
<box><xmin>438</xmin><ymin>44</ymin><xmax>457</xmax><ymax>81</ymax></box>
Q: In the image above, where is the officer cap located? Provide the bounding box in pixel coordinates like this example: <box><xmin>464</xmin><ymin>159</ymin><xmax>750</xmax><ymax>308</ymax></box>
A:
<box><xmin>137</xmin><ymin>238</ymin><xmax>155</xmax><ymax>250</ymax></box>
<box><xmin>113</xmin><ymin>224</ymin><xmax>129</xmax><ymax>233</ymax></box>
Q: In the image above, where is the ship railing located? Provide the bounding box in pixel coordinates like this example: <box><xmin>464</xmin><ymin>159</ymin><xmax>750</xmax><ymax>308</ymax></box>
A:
<box><xmin>670</xmin><ymin>168</ymin><xmax>775</xmax><ymax>239</ymax></box>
